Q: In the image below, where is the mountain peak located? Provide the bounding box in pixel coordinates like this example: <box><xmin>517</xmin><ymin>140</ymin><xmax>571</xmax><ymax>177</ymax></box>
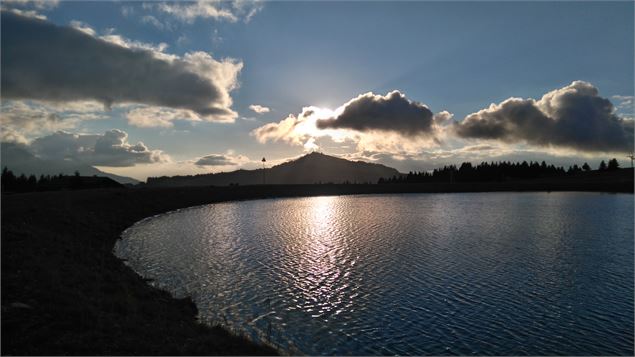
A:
<box><xmin>147</xmin><ymin>152</ymin><xmax>401</xmax><ymax>186</ymax></box>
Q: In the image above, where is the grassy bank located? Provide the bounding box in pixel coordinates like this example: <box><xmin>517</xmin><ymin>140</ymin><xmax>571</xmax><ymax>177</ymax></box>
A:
<box><xmin>2</xmin><ymin>171</ymin><xmax>632</xmax><ymax>355</ymax></box>
<box><xmin>1</xmin><ymin>187</ymin><xmax>283</xmax><ymax>355</ymax></box>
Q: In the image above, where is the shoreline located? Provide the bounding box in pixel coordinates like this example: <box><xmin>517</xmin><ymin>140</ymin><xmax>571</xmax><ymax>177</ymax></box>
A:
<box><xmin>2</xmin><ymin>178</ymin><xmax>632</xmax><ymax>355</ymax></box>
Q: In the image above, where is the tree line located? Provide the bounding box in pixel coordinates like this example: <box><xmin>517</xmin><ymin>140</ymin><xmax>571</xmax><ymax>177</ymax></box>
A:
<box><xmin>378</xmin><ymin>158</ymin><xmax>622</xmax><ymax>184</ymax></box>
<box><xmin>1</xmin><ymin>167</ymin><xmax>121</xmax><ymax>192</ymax></box>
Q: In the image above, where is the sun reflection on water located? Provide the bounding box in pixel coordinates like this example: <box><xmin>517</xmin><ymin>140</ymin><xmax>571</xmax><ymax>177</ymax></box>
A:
<box><xmin>290</xmin><ymin>196</ymin><xmax>351</xmax><ymax>318</ymax></box>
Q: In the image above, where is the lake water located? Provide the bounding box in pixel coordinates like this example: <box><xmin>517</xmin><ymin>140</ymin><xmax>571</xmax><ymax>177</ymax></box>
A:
<box><xmin>114</xmin><ymin>192</ymin><xmax>633</xmax><ymax>355</ymax></box>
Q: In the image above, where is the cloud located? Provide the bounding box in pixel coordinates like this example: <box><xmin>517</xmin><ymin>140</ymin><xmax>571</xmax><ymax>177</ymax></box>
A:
<box><xmin>252</xmin><ymin>91</ymin><xmax>448</xmax><ymax>155</ymax></box>
<box><xmin>3</xmin><ymin>7</ymin><xmax>45</xmax><ymax>19</ymax></box>
<box><xmin>126</xmin><ymin>106</ymin><xmax>201</xmax><ymax>128</ymax></box>
<box><xmin>1</xmin><ymin>11</ymin><xmax>243</xmax><ymax>123</ymax></box>
<box><xmin>121</xmin><ymin>5</ymin><xmax>134</xmax><ymax>17</ymax></box>
<box><xmin>195</xmin><ymin>154</ymin><xmax>238</xmax><ymax>166</ymax></box>
<box><xmin>454</xmin><ymin>81</ymin><xmax>634</xmax><ymax>153</ymax></box>
<box><xmin>69</xmin><ymin>20</ymin><xmax>98</xmax><ymax>36</ymax></box>
<box><xmin>0</xmin><ymin>100</ymin><xmax>109</xmax><ymax>142</ymax></box>
<box><xmin>2</xmin><ymin>0</ymin><xmax>59</xmax><ymax>10</ymax></box>
<box><xmin>141</xmin><ymin>14</ymin><xmax>168</xmax><ymax>30</ymax></box>
<box><xmin>1</xmin><ymin>0</ymin><xmax>58</xmax><ymax>20</ymax></box>
<box><xmin>316</xmin><ymin>91</ymin><xmax>436</xmax><ymax>137</ymax></box>
<box><xmin>613</xmin><ymin>95</ymin><xmax>634</xmax><ymax>110</ymax></box>
<box><xmin>98</xmin><ymin>150</ymin><xmax>255</xmax><ymax>180</ymax></box>
<box><xmin>251</xmin><ymin>108</ymin><xmax>315</xmax><ymax>146</ymax></box>
<box><xmin>28</xmin><ymin>130</ymin><xmax>169</xmax><ymax>167</ymax></box>
<box><xmin>151</xmin><ymin>0</ymin><xmax>263</xmax><ymax>23</ymax></box>
<box><xmin>249</xmin><ymin>104</ymin><xmax>271</xmax><ymax>114</ymax></box>
<box><xmin>195</xmin><ymin>154</ymin><xmax>235</xmax><ymax>166</ymax></box>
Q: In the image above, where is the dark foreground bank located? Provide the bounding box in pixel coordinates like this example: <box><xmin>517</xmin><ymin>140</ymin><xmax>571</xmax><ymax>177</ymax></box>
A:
<box><xmin>2</xmin><ymin>172</ymin><xmax>633</xmax><ymax>355</ymax></box>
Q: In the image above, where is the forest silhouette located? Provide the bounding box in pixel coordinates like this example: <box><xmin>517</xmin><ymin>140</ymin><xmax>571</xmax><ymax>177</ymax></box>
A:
<box><xmin>379</xmin><ymin>159</ymin><xmax>621</xmax><ymax>184</ymax></box>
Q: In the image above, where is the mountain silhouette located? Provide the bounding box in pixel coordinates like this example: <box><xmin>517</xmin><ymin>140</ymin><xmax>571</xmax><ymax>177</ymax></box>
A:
<box><xmin>147</xmin><ymin>152</ymin><xmax>401</xmax><ymax>187</ymax></box>
<box><xmin>0</xmin><ymin>142</ymin><xmax>139</xmax><ymax>184</ymax></box>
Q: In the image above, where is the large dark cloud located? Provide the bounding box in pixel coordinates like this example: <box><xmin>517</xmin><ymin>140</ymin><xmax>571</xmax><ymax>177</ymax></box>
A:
<box><xmin>454</xmin><ymin>81</ymin><xmax>634</xmax><ymax>153</ymax></box>
<box><xmin>1</xmin><ymin>11</ymin><xmax>239</xmax><ymax>119</ymax></box>
<box><xmin>316</xmin><ymin>91</ymin><xmax>435</xmax><ymax>136</ymax></box>
<box><xmin>29</xmin><ymin>130</ymin><xmax>169</xmax><ymax>167</ymax></box>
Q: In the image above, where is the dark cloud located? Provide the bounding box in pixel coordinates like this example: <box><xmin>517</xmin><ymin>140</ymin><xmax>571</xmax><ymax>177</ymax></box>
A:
<box><xmin>454</xmin><ymin>81</ymin><xmax>634</xmax><ymax>152</ymax></box>
<box><xmin>195</xmin><ymin>154</ymin><xmax>236</xmax><ymax>166</ymax></box>
<box><xmin>0</xmin><ymin>141</ymin><xmax>140</xmax><ymax>184</ymax></box>
<box><xmin>29</xmin><ymin>130</ymin><xmax>169</xmax><ymax>167</ymax></box>
<box><xmin>1</xmin><ymin>11</ymin><xmax>239</xmax><ymax>120</ymax></box>
<box><xmin>316</xmin><ymin>91</ymin><xmax>435</xmax><ymax>136</ymax></box>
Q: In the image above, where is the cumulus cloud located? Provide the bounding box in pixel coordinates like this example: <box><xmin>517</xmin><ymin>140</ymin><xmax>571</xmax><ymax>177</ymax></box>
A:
<box><xmin>28</xmin><ymin>130</ymin><xmax>169</xmax><ymax>167</ymax></box>
<box><xmin>252</xmin><ymin>91</ymin><xmax>448</xmax><ymax>155</ymax></box>
<box><xmin>251</xmin><ymin>107</ymin><xmax>319</xmax><ymax>147</ymax></box>
<box><xmin>316</xmin><ymin>91</ymin><xmax>436</xmax><ymax>137</ymax></box>
<box><xmin>249</xmin><ymin>104</ymin><xmax>270</xmax><ymax>114</ymax></box>
<box><xmin>1</xmin><ymin>11</ymin><xmax>242</xmax><ymax>123</ymax></box>
<box><xmin>454</xmin><ymin>81</ymin><xmax>634</xmax><ymax>153</ymax></box>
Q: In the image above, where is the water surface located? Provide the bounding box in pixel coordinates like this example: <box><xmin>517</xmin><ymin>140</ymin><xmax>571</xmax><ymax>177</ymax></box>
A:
<box><xmin>115</xmin><ymin>192</ymin><xmax>633</xmax><ymax>355</ymax></box>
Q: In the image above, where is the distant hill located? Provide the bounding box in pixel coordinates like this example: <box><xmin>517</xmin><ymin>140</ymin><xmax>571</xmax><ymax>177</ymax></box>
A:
<box><xmin>0</xmin><ymin>142</ymin><xmax>140</xmax><ymax>185</ymax></box>
<box><xmin>147</xmin><ymin>152</ymin><xmax>402</xmax><ymax>187</ymax></box>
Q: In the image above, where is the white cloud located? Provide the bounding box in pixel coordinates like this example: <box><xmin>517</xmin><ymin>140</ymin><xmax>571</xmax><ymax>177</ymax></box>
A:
<box><xmin>69</xmin><ymin>20</ymin><xmax>96</xmax><ymax>36</ymax></box>
<box><xmin>153</xmin><ymin>1</ymin><xmax>238</xmax><ymax>23</ymax></box>
<box><xmin>613</xmin><ymin>95</ymin><xmax>634</xmax><ymax>110</ymax></box>
<box><xmin>176</xmin><ymin>35</ymin><xmax>189</xmax><ymax>47</ymax></box>
<box><xmin>126</xmin><ymin>105</ymin><xmax>202</xmax><ymax>128</ymax></box>
<box><xmin>4</xmin><ymin>8</ymin><xmax>46</xmax><ymax>20</ymax></box>
<box><xmin>249</xmin><ymin>104</ymin><xmax>270</xmax><ymax>114</ymax></box>
<box><xmin>0</xmin><ymin>100</ymin><xmax>109</xmax><ymax>142</ymax></box>
<box><xmin>141</xmin><ymin>14</ymin><xmax>168</xmax><ymax>30</ymax></box>
<box><xmin>29</xmin><ymin>130</ymin><xmax>170</xmax><ymax>167</ymax></box>
<box><xmin>121</xmin><ymin>5</ymin><xmax>134</xmax><ymax>17</ymax></box>
<box><xmin>149</xmin><ymin>0</ymin><xmax>264</xmax><ymax>24</ymax></box>
<box><xmin>1</xmin><ymin>0</ymin><xmax>58</xmax><ymax>20</ymax></box>
<box><xmin>2</xmin><ymin>0</ymin><xmax>59</xmax><ymax>10</ymax></box>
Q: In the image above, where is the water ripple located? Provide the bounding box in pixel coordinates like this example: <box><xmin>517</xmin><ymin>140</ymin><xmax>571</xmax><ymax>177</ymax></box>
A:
<box><xmin>115</xmin><ymin>192</ymin><xmax>634</xmax><ymax>355</ymax></box>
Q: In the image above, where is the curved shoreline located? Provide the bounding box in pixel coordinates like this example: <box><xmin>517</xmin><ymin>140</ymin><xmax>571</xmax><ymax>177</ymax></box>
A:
<box><xmin>2</xmin><ymin>180</ymin><xmax>632</xmax><ymax>355</ymax></box>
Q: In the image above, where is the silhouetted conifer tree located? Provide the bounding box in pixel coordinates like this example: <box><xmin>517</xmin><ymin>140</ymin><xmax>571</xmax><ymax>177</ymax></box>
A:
<box><xmin>608</xmin><ymin>158</ymin><xmax>620</xmax><ymax>171</ymax></box>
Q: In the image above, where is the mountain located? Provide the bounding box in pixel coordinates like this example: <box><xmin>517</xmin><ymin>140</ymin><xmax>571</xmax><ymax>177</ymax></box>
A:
<box><xmin>0</xmin><ymin>142</ymin><xmax>140</xmax><ymax>185</ymax></box>
<box><xmin>147</xmin><ymin>152</ymin><xmax>402</xmax><ymax>187</ymax></box>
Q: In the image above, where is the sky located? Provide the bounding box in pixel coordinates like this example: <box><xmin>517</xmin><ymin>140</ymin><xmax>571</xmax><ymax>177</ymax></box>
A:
<box><xmin>1</xmin><ymin>0</ymin><xmax>633</xmax><ymax>180</ymax></box>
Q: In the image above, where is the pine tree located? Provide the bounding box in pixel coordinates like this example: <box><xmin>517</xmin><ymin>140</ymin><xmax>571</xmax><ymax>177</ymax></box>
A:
<box><xmin>607</xmin><ymin>158</ymin><xmax>620</xmax><ymax>171</ymax></box>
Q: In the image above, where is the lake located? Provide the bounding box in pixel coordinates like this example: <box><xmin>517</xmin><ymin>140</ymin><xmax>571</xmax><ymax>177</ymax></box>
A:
<box><xmin>114</xmin><ymin>192</ymin><xmax>633</xmax><ymax>355</ymax></box>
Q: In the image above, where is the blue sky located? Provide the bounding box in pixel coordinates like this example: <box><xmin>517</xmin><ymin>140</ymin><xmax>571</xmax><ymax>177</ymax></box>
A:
<box><xmin>1</xmin><ymin>1</ymin><xmax>633</xmax><ymax>180</ymax></box>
